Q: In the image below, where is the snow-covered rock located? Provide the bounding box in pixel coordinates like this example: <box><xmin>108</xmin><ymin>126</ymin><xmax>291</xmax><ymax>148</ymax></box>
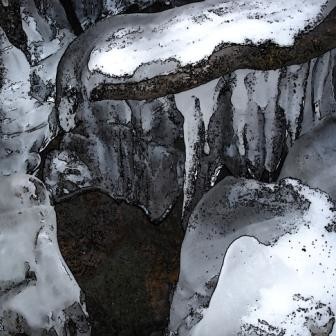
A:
<box><xmin>170</xmin><ymin>177</ymin><xmax>336</xmax><ymax>335</ymax></box>
<box><xmin>87</xmin><ymin>0</ymin><xmax>334</xmax><ymax>79</ymax></box>
<box><xmin>0</xmin><ymin>174</ymin><xmax>90</xmax><ymax>335</ymax></box>
<box><xmin>56</xmin><ymin>0</ymin><xmax>336</xmax><ymax>122</ymax></box>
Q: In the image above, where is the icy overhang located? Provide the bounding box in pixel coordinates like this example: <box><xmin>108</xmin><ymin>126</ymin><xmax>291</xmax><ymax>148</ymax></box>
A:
<box><xmin>81</xmin><ymin>0</ymin><xmax>336</xmax><ymax>100</ymax></box>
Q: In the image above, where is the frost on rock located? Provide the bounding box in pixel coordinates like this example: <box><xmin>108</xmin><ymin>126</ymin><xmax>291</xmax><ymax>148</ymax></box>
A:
<box><xmin>169</xmin><ymin>177</ymin><xmax>336</xmax><ymax>335</ymax></box>
<box><xmin>279</xmin><ymin>117</ymin><xmax>336</xmax><ymax>201</ymax></box>
<box><xmin>0</xmin><ymin>174</ymin><xmax>90</xmax><ymax>335</ymax></box>
<box><xmin>45</xmin><ymin>97</ymin><xmax>185</xmax><ymax>222</ymax></box>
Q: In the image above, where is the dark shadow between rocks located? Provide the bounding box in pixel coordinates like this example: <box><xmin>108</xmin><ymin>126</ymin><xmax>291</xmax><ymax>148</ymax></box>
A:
<box><xmin>55</xmin><ymin>191</ymin><xmax>184</xmax><ymax>336</ymax></box>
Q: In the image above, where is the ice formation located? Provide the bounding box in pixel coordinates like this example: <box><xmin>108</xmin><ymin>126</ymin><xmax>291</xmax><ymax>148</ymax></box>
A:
<box><xmin>169</xmin><ymin>177</ymin><xmax>336</xmax><ymax>335</ymax></box>
<box><xmin>49</xmin><ymin>46</ymin><xmax>336</xmax><ymax>222</ymax></box>
<box><xmin>0</xmin><ymin>28</ymin><xmax>54</xmax><ymax>176</ymax></box>
<box><xmin>279</xmin><ymin>117</ymin><xmax>336</xmax><ymax>200</ymax></box>
<box><xmin>0</xmin><ymin>174</ymin><xmax>89</xmax><ymax>335</ymax></box>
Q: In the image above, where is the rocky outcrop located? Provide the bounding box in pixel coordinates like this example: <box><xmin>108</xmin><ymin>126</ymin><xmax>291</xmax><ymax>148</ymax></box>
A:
<box><xmin>169</xmin><ymin>177</ymin><xmax>336</xmax><ymax>335</ymax></box>
<box><xmin>47</xmin><ymin>47</ymin><xmax>336</xmax><ymax>224</ymax></box>
<box><xmin>1</xmin><ymin>1</ymin><xmax>336</xmax><ymax>335</ymax></box>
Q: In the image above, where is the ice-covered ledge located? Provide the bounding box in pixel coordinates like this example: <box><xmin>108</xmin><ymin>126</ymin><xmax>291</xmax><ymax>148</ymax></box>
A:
<box><xmin>83</xmin><ymin>0</ymin><xmax>336</xmax><ymax>101</ymax></box>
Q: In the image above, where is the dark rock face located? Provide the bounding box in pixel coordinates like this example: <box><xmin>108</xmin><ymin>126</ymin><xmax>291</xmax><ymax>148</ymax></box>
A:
<box><xmin>69</xmin><ymin>0</ymin><xmax>205</xmax><ymax>30</ymax></box>
<box><xmin>55</xmin><ymin>190</ymin><xmax>184</xmax><ymax>335</ymax></box>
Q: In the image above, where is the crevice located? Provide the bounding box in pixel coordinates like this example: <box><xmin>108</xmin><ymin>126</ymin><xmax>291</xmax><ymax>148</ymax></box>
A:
<box><xmin>59</xmin><ymin>0</ymin><xmax>83</xmax><ymax>36</ymax></box>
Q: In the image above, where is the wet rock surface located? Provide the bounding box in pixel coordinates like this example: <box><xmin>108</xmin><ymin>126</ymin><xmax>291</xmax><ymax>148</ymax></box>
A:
<box><xmin>55</xmin><ymin>190</ymin><xmax>184</xmax><ymax>336</ymax></box>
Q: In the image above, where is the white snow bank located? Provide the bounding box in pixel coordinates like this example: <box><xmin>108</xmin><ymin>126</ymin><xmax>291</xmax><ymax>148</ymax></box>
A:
<box><xmin>190</xmin><ymin>179</ymin><xmax>336</xmax><ymax>335</ymax></box>
<box><xmin>88</xmin><ymin>0</ymin><xmax>335</xmax><ymax>79</ymax></box>
<box><xmin>0</xmin><ymin>175</ymin><xmax>89</xmax><ymax>335</ymax></box>
<box><xmin>170</xmin><ymin>177</ymin><xmax>336</xmax><ymax>335</ymax></box>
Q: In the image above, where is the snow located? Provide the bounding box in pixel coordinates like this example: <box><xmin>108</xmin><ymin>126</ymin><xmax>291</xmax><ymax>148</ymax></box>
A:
<box><xmin>190</xmin><ymin>180</ymin><xmax>336</xmax><ymax>335</ymax></box>
<box><xmin>88</xmin><ymin>0</ymin><xmax>334</xmax><ymax>79</ymax></box>
<box><xmin>0</xmin><ymin>175</ymin><xmax>88</xmax><ymax>334</ymax></box>
<box><xmin>169</xmin><ymin>177</ymin><xmax>336</xmax><ymax>335</ymax></box>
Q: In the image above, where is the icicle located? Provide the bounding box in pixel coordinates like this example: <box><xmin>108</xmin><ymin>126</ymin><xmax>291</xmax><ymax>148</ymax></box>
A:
<box><xmin>174</xmin><ymin>79</ymin><xmax>222</xmax><ymax>214</ymax></box>
<box><xmin>175</xmin><ymin>91</ymin><xmax>203</xmax><ymax>215</ymax></box>
<box><xmin>279</xmin><ymin>63</ymin><xmax>310</xmax><ymax>144</ymax></box>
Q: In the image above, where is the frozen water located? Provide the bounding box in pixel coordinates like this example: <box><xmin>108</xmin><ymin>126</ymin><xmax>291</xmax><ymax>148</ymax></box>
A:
<box><xmin>279</xmin><ymin>117</ymin><xmax>336</xmax><ymax>201</ymax></box>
